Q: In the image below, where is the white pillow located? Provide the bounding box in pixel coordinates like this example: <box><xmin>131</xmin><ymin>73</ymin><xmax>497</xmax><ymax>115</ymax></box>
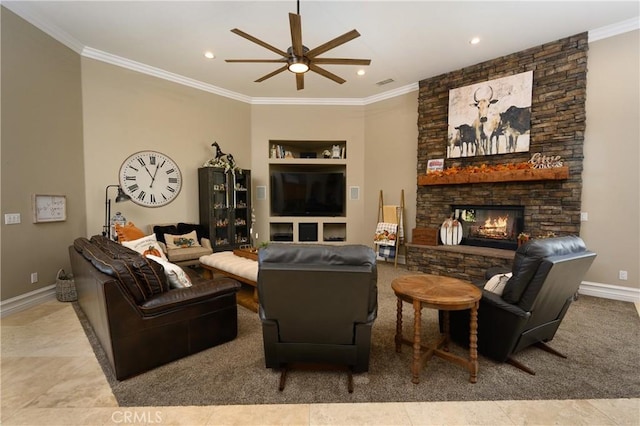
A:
<box><xmin>121</xmin><ymin>234</ymin><xmax>168</xmax><ymax>261</ymax></box>
<box><xmin>145</xmin><ymin>255</ymin><xmax>192</xmax><ymax>288</ymax></box>
<box><xmin>164</xmin><ymin>231</ymin><xmax>201</xmax><ymax>249</ymax></box>
<box><xmin>484</xmin><ymin>272</ymin><xmax>512</xmax><ymax>296</ymax></box>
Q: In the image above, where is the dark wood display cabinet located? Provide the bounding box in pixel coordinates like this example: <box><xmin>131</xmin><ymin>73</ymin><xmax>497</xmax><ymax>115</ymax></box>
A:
<box><xmin>198</xmin><ymin>167</ymin><xmax>251</xmax><ymax>252</ymax></box>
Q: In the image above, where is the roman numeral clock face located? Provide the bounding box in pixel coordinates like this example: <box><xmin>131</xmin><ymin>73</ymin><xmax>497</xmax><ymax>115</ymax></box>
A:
<box><xmin>119</xmin><ymin>151</ymin><xmax>182</xmax><ymax>207</ymax></box>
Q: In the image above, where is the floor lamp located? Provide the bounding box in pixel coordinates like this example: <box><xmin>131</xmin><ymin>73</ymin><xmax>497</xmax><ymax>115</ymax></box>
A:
<box><xmin>103</xmin><ymin>185</ymin><xmax>131</xmax><ymax>239</ymax></box>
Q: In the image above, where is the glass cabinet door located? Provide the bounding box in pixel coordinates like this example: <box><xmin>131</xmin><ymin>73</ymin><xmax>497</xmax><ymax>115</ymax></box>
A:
<box><xmin>232</xmin><ymin>171</ymin><xmax>250</xmax><ymax>245</ymax></box>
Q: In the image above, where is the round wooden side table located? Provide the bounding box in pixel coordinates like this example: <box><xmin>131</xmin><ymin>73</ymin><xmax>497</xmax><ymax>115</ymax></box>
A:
<box><xmin>391</xmin><ymin>274</ymin><xmax>482</xmax><ymax>384</ymax></box>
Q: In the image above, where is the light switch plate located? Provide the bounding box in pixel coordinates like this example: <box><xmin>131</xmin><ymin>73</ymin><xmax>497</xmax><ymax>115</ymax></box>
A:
<box><xmin>4</xmin><ymin>213</ymin><xmax>21</xmax><ymax>224</ymax></box>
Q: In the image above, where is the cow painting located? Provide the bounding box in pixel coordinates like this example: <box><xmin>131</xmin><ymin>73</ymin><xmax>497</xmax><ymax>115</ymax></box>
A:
<box><xmin>447</xmin><ymin>71</ymin><xmax>533</xmax><ymax>158</ymax></box>
<box><xmin>471</xmin><ymin>86</ymin><xmax>499</xmax><ymax>155</ymax></box>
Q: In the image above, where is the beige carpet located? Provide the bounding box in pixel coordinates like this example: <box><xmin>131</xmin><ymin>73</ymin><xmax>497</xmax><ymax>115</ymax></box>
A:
<box><xmin>74</xmin><ymin>263</ymin><xmax>640</xmax><ymax>406</ymax></box>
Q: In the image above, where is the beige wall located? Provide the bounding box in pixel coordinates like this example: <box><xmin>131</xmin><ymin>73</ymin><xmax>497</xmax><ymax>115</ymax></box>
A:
<box><xmin>1</xmin><ymin>8</ymin><xmax>85</xmax><ymax>300</ymax></box>
<box><xmin>81</xmin><ymin>59</ymin><xmax>251</xmax><ymax>237</ymax></box>
<box><xmin>582</xmin><ymin>29</ymin><xmax>639</xmax><ymax>289</ymax></box>
<box><xmin>364</xmin><ymin>92</ymin><xmax>419</xmax><ymax>247</ymax></box>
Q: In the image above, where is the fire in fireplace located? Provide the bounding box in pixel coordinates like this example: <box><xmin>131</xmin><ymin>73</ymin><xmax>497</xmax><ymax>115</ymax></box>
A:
<box><xmin>451</xmin><ymin>205</ymin><xmax>524</xmax><ymax>250</ymax></box>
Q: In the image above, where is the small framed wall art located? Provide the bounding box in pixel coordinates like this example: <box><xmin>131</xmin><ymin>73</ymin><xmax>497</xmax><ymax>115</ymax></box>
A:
<box><xmin>32</xmin><ymin>194</ymin><xmax>67</xmax><ymax>223</ymax></box>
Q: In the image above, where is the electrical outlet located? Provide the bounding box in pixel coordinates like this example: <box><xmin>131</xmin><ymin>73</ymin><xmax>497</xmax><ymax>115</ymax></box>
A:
<box><xmin>30</xmin><ymin>272</ymin><xmax>38</xmax><ymax>284</ymax></box>
<box><xmin>619</xmin><ymin>270</ymin><xmax>628</xmax><ymax>281</ymax></box>
<box><xmin>580</xmin><ymin>212</ymin><xmax>588</xmax><ymax>222</ymax></box>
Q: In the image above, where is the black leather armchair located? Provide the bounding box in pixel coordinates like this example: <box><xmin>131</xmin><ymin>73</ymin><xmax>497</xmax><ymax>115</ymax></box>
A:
<box><xmin>257</xmin><ymin>244</ymin><xmax>378</xmax><ymax>391</ymax></box>
<box><xmin>447</xmin><ymin>235</ymin><xmax>596</xmax><ymax>374</ymax></box>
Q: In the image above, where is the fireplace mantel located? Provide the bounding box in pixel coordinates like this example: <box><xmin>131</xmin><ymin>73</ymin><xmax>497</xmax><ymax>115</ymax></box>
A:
<box><xmin>418</xmin><ymin>166</ymin><xmax>569</xmax><ymax>186</ymax></box>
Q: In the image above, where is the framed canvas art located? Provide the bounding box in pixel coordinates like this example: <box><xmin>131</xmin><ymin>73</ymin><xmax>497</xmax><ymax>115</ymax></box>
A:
<box><xmin>32</xmin><ymin>194</ymin><xmax>67</xmax><ymax>223</ymax></box>
<box><xmin>447</xmin><ymin>71</ymin><xmax>533</xmax><ymax>158</ymax></box>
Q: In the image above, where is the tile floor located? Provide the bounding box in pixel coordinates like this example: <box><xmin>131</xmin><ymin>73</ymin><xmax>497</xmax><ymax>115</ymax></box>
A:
<box><xmin>1</xmin><ymin>299</ymin><xmax>639</xmax><ymax>425</ymax></box>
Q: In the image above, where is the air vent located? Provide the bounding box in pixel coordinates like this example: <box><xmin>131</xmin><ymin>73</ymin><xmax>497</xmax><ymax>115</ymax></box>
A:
<box><xmin>376</xmin><ymin>78</ymin><xmax>395</xmax><ymax>86</ymax></box>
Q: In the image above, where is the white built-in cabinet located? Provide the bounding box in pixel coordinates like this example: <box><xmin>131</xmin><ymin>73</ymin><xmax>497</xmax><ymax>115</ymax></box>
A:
<box><xmin>268</xmin><ymin>140</ymin><xmax>347</xmax><ymax>244</ymax></box>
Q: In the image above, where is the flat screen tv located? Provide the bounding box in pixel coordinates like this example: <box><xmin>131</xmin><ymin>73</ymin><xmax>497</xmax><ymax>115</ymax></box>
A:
<box><xmin>270</xmin><ymin>171</ymin><xmax>345</xmax><ymax>217</ymax></box>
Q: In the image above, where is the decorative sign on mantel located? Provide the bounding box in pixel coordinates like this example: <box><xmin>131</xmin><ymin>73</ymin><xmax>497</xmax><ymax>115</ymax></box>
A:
<box><xmin>528</xmin><ymin>152</ymin><xmax>564</xmax><ymax>169</ymax></box>
<box><xmin>32</xmin><ymin>194</ymin><xmax>67</xmax><ymax>223</ymax></box>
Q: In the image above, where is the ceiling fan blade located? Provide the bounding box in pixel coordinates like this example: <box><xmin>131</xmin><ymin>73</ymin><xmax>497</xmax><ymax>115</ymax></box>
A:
<box><xmin>309</xmin><ymin>64</ymin><xmax>346</xmax><ymax>85</ymax></box>
<box><xmin>306</xmin><ymin>29</ymin><xmax>360</xmax><ymax>58</ymax></box>
<box><xmin>312</xmin><ymin>58</ymin><xmax>371</xmax><ymax>66</ymax></box>
<box><xmin>255</xmin><ymin>65</ymin><xmax>288</xmax><ymax>83</ymax></box>
<box><xmin>289</xmin><ymin>13</ymin><xmax>303</xmax><ymax>57</ymax></box>
<box><xmin>231</xmin><ymin>28</ymin><xmax>288</xmax><ymax>57</ymax></box>
<box><xmin>225</xmin><ymin>59</ymin><xmax>288</xmax><ymax>63</ymax></box>
<box><xmin>296</xmin><ymin>73</ymin><xmax>304</xmax><ymax>91</ymax></box>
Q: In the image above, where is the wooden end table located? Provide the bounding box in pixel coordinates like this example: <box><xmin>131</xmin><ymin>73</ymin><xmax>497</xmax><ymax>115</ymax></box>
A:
<box><xmin>391</xmin><ymin>274</ymin><xmax>482</xmax><ymax>384</ymax></box>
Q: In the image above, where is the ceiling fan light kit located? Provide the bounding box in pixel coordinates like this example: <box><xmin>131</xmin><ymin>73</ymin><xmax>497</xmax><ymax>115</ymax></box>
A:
<box><xmin>288</xmin><ymin>57</ymin><xmax>309</xmax><ymax>74</ymax></box>
<box><xmin>226</xmin><ymin>1</ymin><xmax>370</xmax><ymax>90</ymax></box>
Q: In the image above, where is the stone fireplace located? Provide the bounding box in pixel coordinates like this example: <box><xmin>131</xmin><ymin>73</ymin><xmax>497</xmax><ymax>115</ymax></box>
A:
<box><xmin>407</xmin><ymin>32</ymin><xmax>588</xmax><ymax>282</ymax></box>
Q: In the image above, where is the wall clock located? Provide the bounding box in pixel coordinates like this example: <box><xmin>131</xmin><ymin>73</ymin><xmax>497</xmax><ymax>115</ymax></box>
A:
<box><xmin>119</xmin><ymin>150</ymin><xmax>182</xmax><ymax>207</ymax></box>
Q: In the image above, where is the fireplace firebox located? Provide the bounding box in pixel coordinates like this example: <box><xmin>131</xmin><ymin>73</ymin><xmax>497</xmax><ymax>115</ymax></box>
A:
<box><xmin>451</xmin><ymin>205</ymin><xmax>524</xmax><ymax>250</ymax></box>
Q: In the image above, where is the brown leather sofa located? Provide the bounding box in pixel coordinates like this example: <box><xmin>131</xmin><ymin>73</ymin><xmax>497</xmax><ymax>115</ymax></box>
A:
<box><xmin>69</xmin><ymin>235</ymin><xmax>241</xmax><ymax>380</ymax></box>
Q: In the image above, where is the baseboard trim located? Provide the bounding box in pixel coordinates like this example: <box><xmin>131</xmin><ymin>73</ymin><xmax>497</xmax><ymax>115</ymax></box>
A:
<box><xmin>0</xmin><ymin>285</ymin><xmax>56</xmax><ymax>318</ymax></box>
<box><xmin>579</xmin><ymin>281</ymin><xmax>640</xmax><ymax>303</ymax></box>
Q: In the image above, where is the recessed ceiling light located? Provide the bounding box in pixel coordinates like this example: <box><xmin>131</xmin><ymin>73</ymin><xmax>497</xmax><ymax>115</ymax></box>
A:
<box><xmin>357</xmin><ymin>69</ymin><xmax>366</xmax><ymax>76</ymax></box>
<box><xmin>470</xmin><ymin>37</ymin><xmax>481</xmax><ymax>45</ymax></box>
<box><xmin>204</xmin><ymin>51</ymin><xmax>215</xmax><ymax>59</ymax></box>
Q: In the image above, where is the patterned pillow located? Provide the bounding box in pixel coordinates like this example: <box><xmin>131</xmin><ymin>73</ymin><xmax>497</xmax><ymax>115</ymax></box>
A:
<box><xmin>164</xmin><ymin>231</ymin><xmax>201</xmax><ymax>249</ymax></box>
<box><xmin>121</xmin><ymin>234</ymin><xmax>168</xmax><ymax>261</ymax></box>
<box><xmin>145</xmin><ymin>255</ymin><xmax>192</xmax><ymax>289</ymax></box>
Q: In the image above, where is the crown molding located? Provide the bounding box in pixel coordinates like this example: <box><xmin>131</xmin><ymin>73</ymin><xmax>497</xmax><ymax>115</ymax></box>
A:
<box><xmin>250</xmin><ymin>96</ymin><xmax>366</xmax><ymax>106</ymax></box>
<box><xmin>81</xmin><ymin>47</ymin><xmax>252</xmax><ymax>104</ymax></box>
<box><xmin>4</xmin><ymin>2</ymin><xmax>637</xmax><ymax>106</ymax></box>
<box><xmin>589</xmin><ymin>16</ymin><xmax>640</xmax><ymax>42</ymax></box>
<box><xmin>362</xmin><ymin>83</ymin><xmax>420</xmax><ymax>105</ymax></box>
<box><xmin>249</xmin><ymin>82</ymin><xmax>419</xmax><ymax>105</ymax></box>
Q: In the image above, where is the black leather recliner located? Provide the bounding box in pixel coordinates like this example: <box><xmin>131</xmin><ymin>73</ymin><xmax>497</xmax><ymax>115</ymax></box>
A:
<box><xmin>447</xmin><ymin>235</ymin><xmax>596</xmax><ymax>374</ymax></box>
<box><xmin>257</xmin><ymin>244</ymin><xmax>378</xmax><ymax>391</ymax></box>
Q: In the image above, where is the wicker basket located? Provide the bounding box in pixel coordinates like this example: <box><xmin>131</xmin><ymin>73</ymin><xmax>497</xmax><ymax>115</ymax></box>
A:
<box><xmin>56</xmin><ymin>269</ymin><xmax>77</xmax><ymax>302</ymax></box>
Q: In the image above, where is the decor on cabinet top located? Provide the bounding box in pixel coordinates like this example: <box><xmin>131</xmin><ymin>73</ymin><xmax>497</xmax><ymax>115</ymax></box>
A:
<box><xmin>203</xmin><ymin>141</ymin><xmax>242</xmax><ymax>173</ymax></box>
<box><xmin>447</xmin><ymin>71</ymin><xmax>533</xmax><ymax>159</ymax></box>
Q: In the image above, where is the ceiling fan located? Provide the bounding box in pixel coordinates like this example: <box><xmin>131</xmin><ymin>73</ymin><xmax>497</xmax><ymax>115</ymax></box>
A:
<box><xmin>225</xmin><ymin>1</ymin><xmax>371</xmax><ymax>90</ymax></box>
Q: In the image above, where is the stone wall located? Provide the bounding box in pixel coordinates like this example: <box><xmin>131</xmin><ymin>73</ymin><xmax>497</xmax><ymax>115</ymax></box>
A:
<box><xmin>409</xmin><ymin>32</ymin><xmax>588</xmax><ymax>277</ymax></box>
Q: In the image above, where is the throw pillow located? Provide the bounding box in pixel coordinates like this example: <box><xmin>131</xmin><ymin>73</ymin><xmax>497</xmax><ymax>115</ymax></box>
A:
<box><xmin>121</xmin><ymin>234</ymin><xmax>168</xmax><ymax>261</ymax></box>
<box><xmin>114</xmin><ymin>221</ymin><xmax>145</xmax><ymax>242</ymax></box>
<box><xmin>152</xmin><ymin>224</ymin><xmax>178</xmax><ymax>244</ymax></box>
<box><xmin>177</xmin><ymin>222</ymin><xmax>209</xmax><ymax>240</ymax></box>
<box><xmin>145</xmin><ymin>254</ymin><xmax>192</xmax><ymax>288</ymax></box>
<box><xmin>484</xmin><ymin>272</ymin><xmax>513</xmax><ymax>296</ymax></box>
<box><xmin>164</xmin><ymin>230</ymin><xmax>201</xmax><ymax>249</ymax></box>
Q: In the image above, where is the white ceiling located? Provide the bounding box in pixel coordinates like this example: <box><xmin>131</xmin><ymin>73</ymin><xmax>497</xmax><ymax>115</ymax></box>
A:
<box><xmin>4</xmin><ymin>1</ymin><xmax>639</xmax><ymax>103</ymax></box>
